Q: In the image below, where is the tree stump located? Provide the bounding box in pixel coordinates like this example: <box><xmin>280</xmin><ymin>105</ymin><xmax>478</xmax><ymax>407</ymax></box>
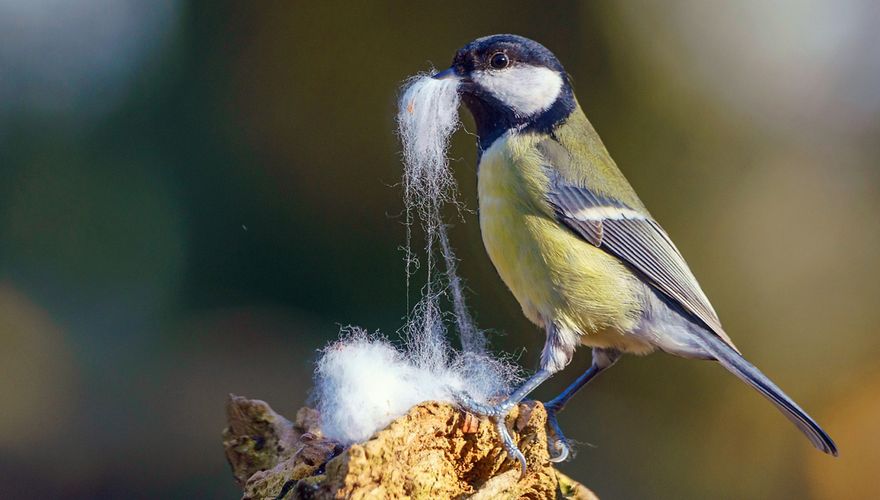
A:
<box><xmin>222</xmin><ymin>395</ymin><xmax>597</xmax><ymax>499</ymax></box>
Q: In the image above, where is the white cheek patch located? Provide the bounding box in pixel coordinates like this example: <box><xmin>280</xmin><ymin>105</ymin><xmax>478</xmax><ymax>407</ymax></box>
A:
<box><xmin>472</xmin><ymin>65</ymin><xmax>563</xmax><ymax>117</ymax></box>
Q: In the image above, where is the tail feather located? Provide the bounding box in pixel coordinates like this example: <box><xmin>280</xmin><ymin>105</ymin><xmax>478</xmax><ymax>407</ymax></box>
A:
<box><xmin>691</xmin><ymin>328</ymin><xmax>838</xmax><ymax>456</ymax></box>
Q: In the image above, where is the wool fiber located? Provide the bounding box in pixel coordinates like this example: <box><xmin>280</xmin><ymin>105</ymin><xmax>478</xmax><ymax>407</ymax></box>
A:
<box><xmin>312</xmin><ymin>74</ymin><xmax>518</xmax><ymax>445</ymax></box>
<box><xmin>397</xmin><ymin>73</ymin><xmax>484</xmax><ymax>354</ymax></box>
<box><xmin>314</xmin><ymin>328</ymin><xmax>517</xmax><ymax>444</ymax></box>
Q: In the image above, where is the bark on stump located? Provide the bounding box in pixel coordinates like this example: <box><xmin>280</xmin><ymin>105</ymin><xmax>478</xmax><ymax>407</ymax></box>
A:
<box><xmin>223</xmin><ymin>395</ymin><xmax>597</xmax><ymax>499</ymax></box>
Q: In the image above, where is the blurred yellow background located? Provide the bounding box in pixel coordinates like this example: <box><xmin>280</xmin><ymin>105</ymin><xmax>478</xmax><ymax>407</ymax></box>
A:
<box><xmin>1</xmin><ymin>1</ymin><xmax>878</xmax><ymax>498</ymax></box>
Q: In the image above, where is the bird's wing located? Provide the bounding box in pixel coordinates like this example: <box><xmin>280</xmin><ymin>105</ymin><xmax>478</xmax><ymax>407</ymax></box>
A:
<box><xmin>545</xmin><ymin>168</ymin><xmax>739</xmax><ymax>352</ymax></box>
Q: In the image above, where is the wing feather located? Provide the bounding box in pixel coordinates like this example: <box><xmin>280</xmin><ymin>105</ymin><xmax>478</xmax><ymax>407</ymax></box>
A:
<box><xmin>547</xmin><ymin>177</ymin><xmax>739</xmax><ymax>352</ymax></box>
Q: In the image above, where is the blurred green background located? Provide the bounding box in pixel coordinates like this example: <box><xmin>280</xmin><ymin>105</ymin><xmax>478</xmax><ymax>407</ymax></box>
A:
<box><xmin>1</xmin><ymin>1</ymin><xmax>878</xmax><ymax>498</ymax></box>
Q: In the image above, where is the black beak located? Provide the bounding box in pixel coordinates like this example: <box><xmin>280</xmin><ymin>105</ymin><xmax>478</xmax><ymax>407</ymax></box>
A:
<box><xmin>432</xmin><ymin>67</ymin><xmax>458</xmax><ymax>80</ymax></box>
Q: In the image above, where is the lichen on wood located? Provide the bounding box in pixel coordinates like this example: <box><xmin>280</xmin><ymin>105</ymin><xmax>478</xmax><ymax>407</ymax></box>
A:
<box><xmin>223</xmin><ymin>394</ymin><xmax>597</xmax><ymax>499</ymax></box>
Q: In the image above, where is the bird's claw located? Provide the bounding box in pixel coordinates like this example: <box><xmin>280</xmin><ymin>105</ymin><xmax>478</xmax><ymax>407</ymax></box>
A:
<box><xmin>454</xmin><ymin>391</ymin><xmax>527</xmax><ymax>478</ymax></box>
<box><xmin>495</xmin><ymin>418</ymin><xmax>527</xmax><ymax>477</ymax></box>
<box><xmin>547</xmin><ymin>436</ymin><xmax>571</xmax><ymax>463</ymax></box>
<box><xmin>545</xmin><ymin>404</ymin><xmax>572</xmax><ymax>463</ymax></box>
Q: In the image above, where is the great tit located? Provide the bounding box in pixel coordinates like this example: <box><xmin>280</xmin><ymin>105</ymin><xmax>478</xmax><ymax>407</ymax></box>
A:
<box><xmin>433</xmin><ymin>34</ymin><xmax>837</xmax><ymax>469</ymax></box>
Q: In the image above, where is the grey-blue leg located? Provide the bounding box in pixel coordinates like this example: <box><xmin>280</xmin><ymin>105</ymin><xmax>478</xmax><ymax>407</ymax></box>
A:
<box><xmin>455</xmin><ymin>368</ymin><xmax>553</xmax><ymax>417</ymax></box>
<box><xmin>544</xmin><ymin>348</ymin><xmax>621</xmax><ymax>462</ymax></box>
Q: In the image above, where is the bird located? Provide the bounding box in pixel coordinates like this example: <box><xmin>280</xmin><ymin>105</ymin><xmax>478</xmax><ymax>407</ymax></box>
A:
<box><xmin>432</xmin><ymin>34</ymin><xmax>838</xmax><ymax>471</ymax></box>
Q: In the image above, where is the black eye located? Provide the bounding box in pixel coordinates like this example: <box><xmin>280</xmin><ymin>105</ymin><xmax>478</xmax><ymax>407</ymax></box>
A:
<box><xmin>489</xmin><ymin>52</ymin><xmax>509</xmax><ymax>69</ymax></box>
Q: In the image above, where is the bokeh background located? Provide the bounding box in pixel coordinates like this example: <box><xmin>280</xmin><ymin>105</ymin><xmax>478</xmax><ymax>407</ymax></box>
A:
<box><xmin>1</xmin><ymin>1</ymin><xmax>878</xmax><ymax>498</ymax></box>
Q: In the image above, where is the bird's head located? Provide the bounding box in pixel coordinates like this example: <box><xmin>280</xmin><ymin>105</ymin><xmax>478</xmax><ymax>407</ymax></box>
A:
<box><xmin>433</xmin><ymin>34</ymin><xmax>575</xmax><ymax>149</ymax></box>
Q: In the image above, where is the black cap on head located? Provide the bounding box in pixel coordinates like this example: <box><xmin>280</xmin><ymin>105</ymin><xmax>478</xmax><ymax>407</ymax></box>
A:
<box><xmin>451</xmin><ymin>34</ymin><xmax>567</xmax><ymax>76</ymax></box>
<box><xmin>440</xmin><ymin>34</ymin><xmax>575</xmax><ymax>151</ymax></box>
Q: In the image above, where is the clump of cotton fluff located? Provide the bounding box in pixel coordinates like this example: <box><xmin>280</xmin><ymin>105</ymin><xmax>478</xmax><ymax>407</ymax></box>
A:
<box><xmin>313</xmin><ymin>329</ymin><xmax>438</xmax><ymax>444</ymax></box>
<box><xmin>310</xmin><ymin>73</ymin><xmax>520</xmax><ymax>445</ymax></box>
<box><xmin>315</xmin><ymin>328</ymin><xmax>518</xmax><ymax>445</ymax></box>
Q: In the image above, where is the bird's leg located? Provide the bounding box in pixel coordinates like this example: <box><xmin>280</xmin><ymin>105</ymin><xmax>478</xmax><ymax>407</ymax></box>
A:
<box><xmin>454</xmin><ymin>368</ymin><xmax>554</xmax><ymax>476</ymax></box>
<box><xmin>544</xmin><ymin>348</ymin><xmax>620</xmax><ymax>462</ymax></box>
<box><xmin>454</xmin><ymin>368</ymin><xmax>552</xmax><ymax>417</ymax></box>
<box><xmin>454</xmin><ymin>322</ymin><xmax>581</xmax><ymax>475</ymax></box>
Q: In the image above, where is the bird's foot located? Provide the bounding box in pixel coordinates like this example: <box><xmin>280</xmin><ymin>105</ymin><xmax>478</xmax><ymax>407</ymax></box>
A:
<box><xmin>453</xmin><ymin>392</ymin><xmax>526</xmax><ymax>477</ymax></box>
<box><xmin>494</xmin><ymin>418</ymin><xmax>527</xmax><ymax>476</ymax></box>
<box><xmin>453</xmin><ymin>391</ymin><xmax>512</xmax><ymax>418</ymax></box>
<box><xmin>543</xmin><ymin>401</ymin><xmax>572</xmax><ymax>463</ymax></box>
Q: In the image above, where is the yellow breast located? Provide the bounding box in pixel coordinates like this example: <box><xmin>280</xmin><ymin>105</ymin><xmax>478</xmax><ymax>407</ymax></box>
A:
<box><xmin>477</xmin><ymin>132</ymin><xmax>645</xmax><ymax>349</ymax></box>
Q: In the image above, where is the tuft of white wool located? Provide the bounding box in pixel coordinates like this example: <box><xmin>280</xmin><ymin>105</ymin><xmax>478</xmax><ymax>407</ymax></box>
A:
<box><xmin>311</xmin><ymin>73</ymin><xmax>520</xmax><ymax>446</ymax></box>
<box><xmin>397</xmin><ymin>73</ymin><xmax>461</xmax><ymax>218</ymax></box>
<box><xmin>396</xmin><ymin>73</ymin><xmax>485</xmax><ymax>355</ymax></box>
<box><xmin>314</xmin><ymin>328</ymin><xmax>518</xmax><ymax>444</ymax></box>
